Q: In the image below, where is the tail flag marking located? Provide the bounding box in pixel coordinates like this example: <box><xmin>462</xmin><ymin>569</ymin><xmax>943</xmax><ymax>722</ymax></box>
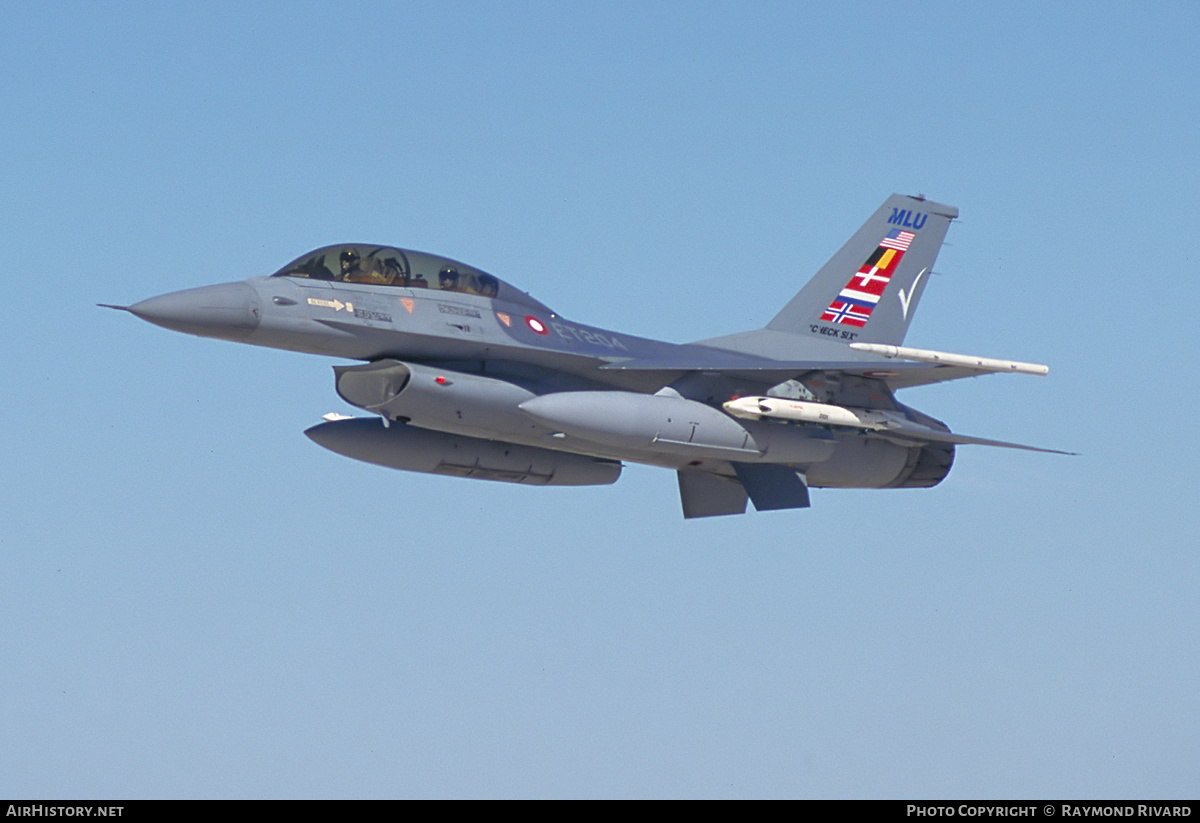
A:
<box><xmin>819</xmin><ymin>229</ymin><xmax>915</xmax><ymax>327</ymax></box>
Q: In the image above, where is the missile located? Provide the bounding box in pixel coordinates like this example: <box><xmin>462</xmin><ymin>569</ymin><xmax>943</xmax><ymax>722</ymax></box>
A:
<box><xmin>722</xmin><ymin>396</ymin><xmax>899</xmax><ymax>431</ymax></box>
<box><xmin>848</xmin><ymin>342</ymin><xmax>1049</xmax><ymax>376</ymax></box>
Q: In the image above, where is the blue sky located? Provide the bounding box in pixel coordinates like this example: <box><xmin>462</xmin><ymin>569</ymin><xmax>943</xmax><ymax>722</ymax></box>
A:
<box><xmin>2</xmin><ymin>0</ymin><xmax>1197</xmax><ymax>798</ymax></box>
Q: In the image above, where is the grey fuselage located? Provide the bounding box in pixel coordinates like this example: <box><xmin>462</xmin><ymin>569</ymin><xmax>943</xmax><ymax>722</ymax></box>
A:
<box><xmin>125</xmin><ymin>243</ymin><xmax>943</xmax><ymax>490</ymax></box>
<box><xmin>118</xmin><ymin>196</ymin><xmax>1063</xmax><ymax>516</ymax></box>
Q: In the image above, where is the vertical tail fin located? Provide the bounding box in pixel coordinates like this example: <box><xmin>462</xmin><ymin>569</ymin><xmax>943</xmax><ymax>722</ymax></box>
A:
<box><xmin>766</xmin><ymin>194</ymin><xmax>958</xmax><ymax>345</ymax></box>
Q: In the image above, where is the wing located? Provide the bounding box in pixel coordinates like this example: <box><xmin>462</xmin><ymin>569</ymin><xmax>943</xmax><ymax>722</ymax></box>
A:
<box><xmin>599</xmin><ymin>343</ymin><xmax>1049</xmax><ymax>390</ymax></box>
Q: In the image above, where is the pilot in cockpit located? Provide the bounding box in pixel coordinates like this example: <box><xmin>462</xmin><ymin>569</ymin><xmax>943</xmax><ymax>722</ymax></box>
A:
<box><xmin>478</xmin><ymin>274</ymin><xmax>499</xmax><ymax>298</ymax></box>
<box><xmin>438</xmin><ymin>266</ymin><xmax>460</xmax><ymax>291</ymax></box>
<box><xmin>341</xmin><ymin>248</ymin><xmax>401</xmax><ymax>285</ymax></box>
<box><xmin>339</xmin><ymin>249</ymin><xmax>362</xmax><ymax>280</ymax></box>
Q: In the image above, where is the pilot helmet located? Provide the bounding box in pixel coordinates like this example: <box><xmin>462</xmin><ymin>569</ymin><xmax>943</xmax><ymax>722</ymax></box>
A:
<box><xmin>340</xmin><ymin>248</ymin><xmax>361</xmax><ymax>272</ymax></box>
<box><xmin>438</xmin><ymin>266</ymin><xmax>460</xmax><ymax>287</ymax></box>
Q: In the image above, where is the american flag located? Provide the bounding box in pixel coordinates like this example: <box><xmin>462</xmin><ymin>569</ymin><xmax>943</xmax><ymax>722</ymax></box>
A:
<box><xmin>879</xmin><ymin>229</ymin><xmax>915</xmax><ymax>251</ymax></box>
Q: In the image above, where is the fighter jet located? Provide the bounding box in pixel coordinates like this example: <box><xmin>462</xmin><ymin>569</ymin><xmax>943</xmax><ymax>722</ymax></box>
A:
<box><xmin>106</xmin><ymin>194</ymin><xmax>1069</xmax><ymax>517</ymax></box>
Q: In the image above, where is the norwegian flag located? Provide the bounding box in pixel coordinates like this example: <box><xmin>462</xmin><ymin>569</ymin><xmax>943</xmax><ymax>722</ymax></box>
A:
<box><xmin>820</xmin><ymin>299</ymin><xmax>872</xmax><ymax>327</ymax></box>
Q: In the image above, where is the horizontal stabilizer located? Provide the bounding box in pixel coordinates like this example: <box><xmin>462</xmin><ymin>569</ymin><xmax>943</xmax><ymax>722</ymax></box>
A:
<box><xmin>723</xmin><ymin>395</ymin><xmax>1074</xmax><ymax>455</ymax></box>
<box><xmin>871</xmin><ymin>425</ymin><xmax>1077</xmax><ymax>455</ymax></box>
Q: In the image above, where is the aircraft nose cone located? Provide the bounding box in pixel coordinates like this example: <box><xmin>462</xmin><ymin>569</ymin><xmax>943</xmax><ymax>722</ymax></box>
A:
<box><xmin>129</xmin><ymin>282</ymin><xmax>261</xmax><ymax>340</ymax></box>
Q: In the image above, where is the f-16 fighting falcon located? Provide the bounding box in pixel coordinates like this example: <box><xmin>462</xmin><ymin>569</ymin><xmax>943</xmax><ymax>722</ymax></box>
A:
<box><xmin>105</xmin><ymin>194</ymin><xmax>1069</xmax><ymax>517</ymax></box>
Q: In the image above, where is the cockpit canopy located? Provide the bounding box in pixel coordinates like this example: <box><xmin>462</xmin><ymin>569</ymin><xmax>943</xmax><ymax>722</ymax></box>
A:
<box><xmin>270</xmin><ymin>244</ymin><xmax>553</xmax><ymax>312</ymax></box>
